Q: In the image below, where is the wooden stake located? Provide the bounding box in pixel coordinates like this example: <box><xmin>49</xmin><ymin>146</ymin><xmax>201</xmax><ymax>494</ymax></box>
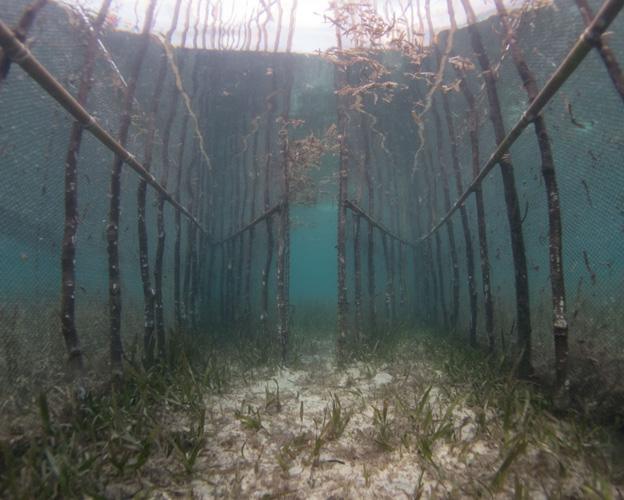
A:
<box><xmin>107</xmin><ymin>0</ymin><xmax>157</xmax><ymax>377</ymax></box>
<box><xmin>60</xmin><ymin>0</ymin><xmax>112</xmax><ymax>377</ymax></box>
<box><xmin>459</xmin><ymin>0</ymin><xmax>533</xmax><ymax>377</ymax></box>
<box><xmin>575</xmin><ymin>0</ymin><xmax>624</xmax><ymax>102</ymax></box>
<box><xmin>494</xmin><ymin>0</ymin><xmax>569</xmax><ymax>405</ymax></box>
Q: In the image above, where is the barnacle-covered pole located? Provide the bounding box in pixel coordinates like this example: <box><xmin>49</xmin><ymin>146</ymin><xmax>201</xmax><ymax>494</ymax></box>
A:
<box><xmin>154</xmin><ymin>0</ymin><xmax>193</xmax><ymax>358</ymax></box>
<box><xmin>455</xmin><ymin>66</ymin><xmax>495</xmax><ymax>352</ymax></box>
<box><xmin>178</xmin><ymin>40</ymin><xmax>204</xmax><ymax>330</ymax></box>
<box><xmin>107</xmin><ymin>0</ymin><xmax>157</xmax><ymax>376</ymax></box>
<box><xmin>494</xmin><ymin>0</ymin><xmax>569</xmax><ymax>405</ymax></box>
<box><xmin>261</xmin><ymin>62</ymin><xmax>277</xmax><ymax>337</ymax></box>
<box><xmin>443</xmin><ymin>0</ymin><xmax>477</xmax><ymax>345</ymax></box>
<box><xmin>361</xmin><ymin>111</ymin><xmax>377</xmax><ymax>335</ymax></box>
<box><xmin>352</xmin><ymin>117</ymin><xmax>364</xmax><ymax>341</ymax></box>
<box><xmin>138</xmin><ymin>0</ymin><xmax>181</xmax><ymax>365</ymax></box>
<box><xmin>425</xmin><ymin>140</ymin><xmax>447</xmax><ymax>329</ymax></box>
<box><xmin>277</xmin><ymin>58</ymin><xmax>294</xmax><ymax>362</ymax></box>
<box><xmin>410</xmin><ymin>101</ymin><xmax>437</xmax><ymax>324</ymax></box>
<box><xmin>353</xmin><ymin>210</ymin><xmax>363</xmax><ymax>340</ymax></box>
<box><xmin>335</xmin><ymin>28</ymin><xmax>349</xmax><ymax>362</ymax></box>
<box><xmin>459</xmin><ymin>0</ymin><xmax>533</xmax><ymax>377</ymax></box>
<box><xmin>424</xmin><ymin>1</ymin><xmax>459</xmax><ymax>331</ymax></box>
<box><xmin>441</xmin><ymin>88</ymin><xmax>477</xmax><ymax>344</ymax></box>
<box><xmin>176</xmin><ymin>84</ymin><xmax>195</xmax><ymax>329</ymax></box>
<box><xmin>430</xmin><ymin>100</ymin><xmax>459</xmax><ymax>330</ymax></box>
<box><xmin>60</xmin><ymin>0</ymin><xmax>112</xmax><ymax>376</ymax></box>
<box><xmin>235</xmin><ymin>118</ymin><xmax>251</xmax><ymax>325</ymax></box>
<box><xmin>245</xmin><ymin>108</ymin><xmax>261</xmax><ymax>324</ymax></box>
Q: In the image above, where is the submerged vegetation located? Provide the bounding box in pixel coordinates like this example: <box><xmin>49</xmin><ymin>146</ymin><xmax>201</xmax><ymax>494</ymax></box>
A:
<box><xmin>1</xmin><ymin>0</ymin><xmax>624</xmax><ymax>496</ymax></box>
<box><xmin>1</xmin><ymin>329</ymin><xmax>622</xmax><ymax>497</ymax></box>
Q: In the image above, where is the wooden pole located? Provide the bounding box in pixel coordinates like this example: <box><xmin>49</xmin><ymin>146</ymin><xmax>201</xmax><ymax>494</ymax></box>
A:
<box><xmin>455</xmin><ymin>67</ymin><xmax>495</xmax><ymax>352</ymax></box>
<box><xmin>244</xmin><ymin>112</ymin><xmax>261</xmax><ymax>324</ymax></box>
<box><xmin>154</xmin><ymin>0</ymin><xmax>193</xmax><ymax>359</ymax></box>
<box><xmin>361</xmin><ymin>112</ymin><xmax>377</xmax><ymax>336</ymax></box>
<box><xmin>261</xmin><ymin>59</ymin><xmax>277</xmax><ymax>338</ymax></box>
<box><xmin>277</xmin><ymin>57</ymin><xmax>294</xmax><ymax>363</ymax></box>
<box><xmin>106</xmin><ymin>0</ymin><xmax>157</xmax><ymax>377</ymax></box>
<box><xmin>494</xmin><ymin>0</ymin><xmax>570</xmax><ymax>406</ymax></box>
<box><xmin>575</xmin><ymin>0</ymin><xmax>624</xmax><ymax>102</ymax></box>
<box><xmin>60</xmin><ymin>0</ymin><xmax>112</xmax><ymax>377</ymax></box>
<box><xmin>138</xmin><ymin>0</ymin><xmax>181</xmax><ymax>365</ymax></box>
<box><xmin>443</xmin><ymin>0</ymin><xmax>477</xmax><ymax>345</ymax></box>
<box><xmin>335</xmin><ymin>28</ymin><xmax>349</xmax><ymax>360</ymax></box>
<box><xmin>176</xmin><ymin>95</ymin><xmax>194</xmax><ymax>329</ymax></box>
<box><xmin>459</xmin><ymin>0</ymin><xmax>533</xmax><ymax>377</ymax></box>
<box><xmin>431</xmin><ymin>98</ymin><xmax>460</xmax><ymax>330</ymax></box>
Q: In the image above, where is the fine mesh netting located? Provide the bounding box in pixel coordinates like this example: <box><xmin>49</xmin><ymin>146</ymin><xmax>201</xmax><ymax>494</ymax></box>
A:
<box><xmin>1</xmin><ymin>0</ymin><xmax>623</xmax><ymax>432</ymax></box>
<box><xmin>2</xmin><ymin>0</ymin><xmax>624</xmax><ymax>496</ymax></box>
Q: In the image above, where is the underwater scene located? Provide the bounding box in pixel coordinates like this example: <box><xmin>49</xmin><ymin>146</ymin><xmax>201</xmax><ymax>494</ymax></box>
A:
<box><xmin>0</xmin><ymin>0</ymin><xmax>623</xmax><ymax>497</ymax></box>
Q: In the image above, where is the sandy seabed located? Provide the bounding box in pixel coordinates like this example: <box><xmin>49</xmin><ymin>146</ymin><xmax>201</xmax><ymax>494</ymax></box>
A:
<box><xmin>115</xmin><ymin>339</ymin><xmax>622</xmax><ymax>499</ymax></box>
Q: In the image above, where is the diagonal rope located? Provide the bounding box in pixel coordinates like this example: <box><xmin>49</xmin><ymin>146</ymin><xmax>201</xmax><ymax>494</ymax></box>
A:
<box><xmin>0</xmin><ymin>19</ymin><xmax>209</xmax><ymax>237</ymax></box>
<box><xmin>415</xmin><ymin>0</ymin><xmax>624</xmax><ymax>244</ymax></box>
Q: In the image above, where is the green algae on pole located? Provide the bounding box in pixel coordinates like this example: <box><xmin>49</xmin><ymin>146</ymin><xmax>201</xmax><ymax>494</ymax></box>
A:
<box><xmin>60</xmin><ymin>0</ymin><xmax>112</xmax><ymax>377</ymax></box>
<box><xmin>494</xmin><ymin>0</ymin><xmax>570</xmax><ymax>406</ymax></box>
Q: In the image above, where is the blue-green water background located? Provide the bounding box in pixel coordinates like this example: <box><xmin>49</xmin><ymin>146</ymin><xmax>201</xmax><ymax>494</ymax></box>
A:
<box><xmin>0</xmin><ymin>0</ymin><xmax>622</xmax><ymax>388</ymax></box>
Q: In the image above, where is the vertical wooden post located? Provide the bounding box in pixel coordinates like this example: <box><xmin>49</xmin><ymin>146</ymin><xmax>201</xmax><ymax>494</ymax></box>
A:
<box><xmin>277</xmin><ymin>57</ymin><xmax>294</xmax><ymax>363</ymax></box>
<box><xmin>433</xmin><ymin>0</ymin><xmax>477</xmax><ymax>345</ymax></box>
<box><xmin>361</xmin><ymin>112</ymin><xmax>377</xmax><ymax>336</ymax></box>
<box><xmin>107</xmin><ymin>0</ymin><xmax>157</xmax><ymax>376</ymax></box>
<box><xmin>261</xmin><ymin>60</ymin><xmax>277</xmax><ymax>338</ymax></box>
<box><xmin>441</xmin><ymin>89</ymin><xmax>478</xmax><ymax>345</ymax></box>
<box><xmin>176</xmin><ymin>41</ymin><xmax>202</xmax><ymax>332</ymax></box>
<box><xmin>335</xmin><ymin>46</ymin><xmax>349</xmax><ymax>361</ymax></box>
<box><xmin>425</xmin><ymin>142</ymin><xmax>448</xmax><ymax>330</ymax></box>
<box><xmin>138</xmin><ymin>0</ymin><xmax>181</xmax><ymax>364</ymax></box>
<box><xmin>460</xmin><ymin>0</ymin><xmax>533</xmax><ymax>377</ymax></box>
<box><xmin>245</xmin><ymin>109</ymin><xmax>261</xmax><ymax>324</ymax></box>
<box><xmin>60</xmin><ymin>0</ymin><xmax>112</xmax><ymax>376</ymax></box>
<box><xmin>494</xmin><ymin>0</ymin><xmax>569</xmax><ymax>404</ymax></box>
<box><xmin>455</xmin><ymin>68</ymin><xmax>495</xmax><ymax>352</ymax></box>
<box><xmin>155</xmin><ymin>0</ymin><xmax>193</xmax><ymax>360</ymax></box>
